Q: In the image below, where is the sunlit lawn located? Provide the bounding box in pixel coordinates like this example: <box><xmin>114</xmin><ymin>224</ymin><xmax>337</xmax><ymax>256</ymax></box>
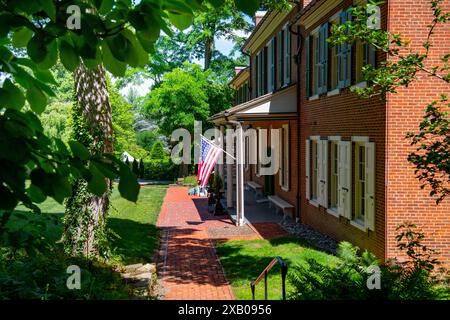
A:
<box><xmin>215</xmin><ymin>237</ymin><xmax>338</xmax><ymax>300</ymax></box>
<box><xmin>13</xmin><ymin>185</ymin><xmax>167</xmax><ymax>265</ymax></box>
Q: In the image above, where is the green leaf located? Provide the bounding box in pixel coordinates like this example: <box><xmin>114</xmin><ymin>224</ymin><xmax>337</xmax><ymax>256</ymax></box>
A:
<box><xmin>38</xmin><ymin>40</ymin><xmax>57</xmax><ymax>69</ymax></box>
<box><xmin>235</xmin><ymin>0</ymin><xmax>259</xmax><ymax>16</ymax></box>
<box><xmin>34</xmin><ymin>69</ymin><xmax>57</xmax><ymax>85</ymax></box>
<box><xmin>93</xmin><ymin>161</ymin><xmax>119</xmax><ymax>179</ymax></box>
<box><xmin>51</xmin><ymin>174</ymin><xmax>72</xmax><ymax>203</ymax></box>
<box><xmin>0</xmin><ymin>184</ymin><xmax>18</xmax><ymax>210</ymax></box>
<box><xmin>136</xmin><ymin>31</ymin><xmax>156</xmax><ymax>53</ymax></box>
<box><xmin>39</xmin><ymin>0</ymin><xmax>56</xmax><ymax>21</ymax></box>
<box><xmin>12</xmin><ymin>27</ymin><xmax>33</xmax><ymax>48</ymax></box>
<box><xmin>27</xmin><ymin>34</ymin><xmax>47</xmax><ymax>63</ymax></box>
<box><xmin>59</xmin><ymin>40</ymin><xmax>80</xmax><ymax>71</ymax></box>
<box><xmin>27</xmin><ymin>184</ymin><xmax>47</xmax><ymax>203</ymax></box>
<box><xmin>26</xmin><ymin>84</ymin><xmax>47</xmax><ymax>113</ymax></box>
<box><xmin>99</xmin><ymin>0</ymin><xmax>114</xmax><ymax>14</ymax></box>
<box><xmin>0</xmin><ymin>79</ymin><xmax>25</xmax><ymax>110</ymax></box>
<box><xmin>118</xmin><ymin>163</ymin><xmax>140</xmax><ymax>202</ymax></box>
<box><xmin>168</xmin><ymin>12</ymin><xmax>193</xmax><ymax>31</ymax></box>
<box><xmin>101</xmin><ymin>41</ymin><xmax>126</xmax><ymax>76</ymax></box>
<box><xmin>68</xmin><ymin>140</ymin><xmax>90</xmax><ymax>160</ymax></box>
<box><xmin>87</xmin><ymin>163</ymin><xmax>107</xmax><ymax>197</ymax></box>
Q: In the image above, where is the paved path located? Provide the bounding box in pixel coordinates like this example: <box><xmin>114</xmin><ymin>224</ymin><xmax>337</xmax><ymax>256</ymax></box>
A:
<box><xmin>156</xmin><ymin>186</ymin><xmax>288</xmax><ymax>300</ymax></box>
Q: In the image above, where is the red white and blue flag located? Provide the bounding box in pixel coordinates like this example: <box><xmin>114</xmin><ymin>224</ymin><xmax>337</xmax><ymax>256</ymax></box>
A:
<box><xmin>197</xmin><ymin>136</ymin><xmax>222</xmax><ymax>188</ymax></box>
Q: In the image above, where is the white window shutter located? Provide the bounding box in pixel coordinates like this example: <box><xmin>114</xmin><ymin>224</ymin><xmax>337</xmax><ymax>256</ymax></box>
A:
<box><xmin>338</xmin><ymin>141</ymin><xmax>352</xmax><ymax>219</ymax></box>
<box><xmin>279</xmin><ymin>127</ymin><xmax>283</xmax><ymax>186</ymax></box>
<box><xmin>285</xmin><ymin>125</ymin><xmax>290</xmax><ymax>190</ymax></box>
<box><xmin>365</xmin><ymin>142</ymin><xmax>375</xmax><ymax>231</ymax></box>
<box><xmin>321</xmin><ymin>140</ymin><xmax>328</xmax><ymax>208</ymax></box>
<box><xmin>305</xmin><ymin>139</ymin><xmax>310</xmax><ymax>200</ymax></box>
<box><xmin>317</xmin><ymin>140</ymin><xmax>323</xmax><ymax>205</ymax></box>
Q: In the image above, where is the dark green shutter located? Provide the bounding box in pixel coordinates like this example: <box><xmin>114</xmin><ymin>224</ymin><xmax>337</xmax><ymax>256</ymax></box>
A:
<box><xmin>305</xmin><ymin>35</ymin><xmax>310</xmax><ymax>97</ymax></box>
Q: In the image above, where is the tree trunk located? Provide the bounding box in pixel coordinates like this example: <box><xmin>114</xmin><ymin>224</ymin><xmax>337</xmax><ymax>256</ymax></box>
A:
<box><xmin>204</xmin><ymin>36</ymin><xmax>214</xmax><ymax>70</ymax></box>
<box><xmin>63</xmin><ymin>63</ymin><xmax>114</xmax><ymax>257</ymax></box>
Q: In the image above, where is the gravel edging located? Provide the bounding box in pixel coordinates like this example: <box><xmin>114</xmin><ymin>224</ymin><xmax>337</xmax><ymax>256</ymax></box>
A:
<box><xmin>280</xmin><ymin>219</ymin><xmax>338</xmax><ymax>255</ymax></box>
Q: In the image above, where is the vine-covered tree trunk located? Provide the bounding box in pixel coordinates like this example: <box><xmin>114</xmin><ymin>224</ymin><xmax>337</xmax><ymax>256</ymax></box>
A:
<box><xmin>63</xmin><ymin>63</ymin><xmax>114</xmax><ymax>257</ymax></box>
<box><xmin>204</xmin><ymin>35</ymin><xmax>214</xmax><ymax>70</ymax></box>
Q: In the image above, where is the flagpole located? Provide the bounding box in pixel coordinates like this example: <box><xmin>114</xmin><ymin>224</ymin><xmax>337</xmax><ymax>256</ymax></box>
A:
<box><xmin>200</xmin><ymin>134</ymin><xmax>236</xmax><ymax>160</ymax></box>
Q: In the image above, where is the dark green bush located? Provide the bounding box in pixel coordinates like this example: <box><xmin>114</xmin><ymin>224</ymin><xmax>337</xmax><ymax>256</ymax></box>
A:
<box><xmin>0</xmin><ymin>211</ymin><xmax>132</xmax><ymax>299</ymax></box>
<box><xmin>288</xmin><ymin>223</ymin><xmax>449</xmax><ymax>300</ymax></box>
<box><xmin>143</xmin><ymin>159</ymin><xmax>178</xmax><ymax>181</ymax></box>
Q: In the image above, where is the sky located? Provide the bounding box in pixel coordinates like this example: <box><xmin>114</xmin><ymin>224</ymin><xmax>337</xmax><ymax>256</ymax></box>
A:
<box><xmin>120</xmin><ymin>34</ymin><xmax>240</xmax><ymax>98</ymax></box>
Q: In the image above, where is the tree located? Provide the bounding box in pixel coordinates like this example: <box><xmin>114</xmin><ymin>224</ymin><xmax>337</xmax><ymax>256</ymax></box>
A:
<box><xmin>144</xmin><ymin>63</ymin><xmax>210</xmax><ymax>136</ymax></box>
<box><xmin>132</xmin><ymin>159</ymin><xmax>139</xmax><ymax>177</ymax></box>
<box><xmin>139</xmin><ymin>158</ymin><xmax>145</xmax><ymax>179</ymax></box>
<box><xmin>328</xmin><ymin>0</ymin><xmax>450</xmax><ymax>203</ymax></box>
<box><xmin>63</xmin><ymin>63</ymin><xmax>114</xmax><ymax>256</ymax></box>
<box><xmin>150</xmin><ymin>141</ymin><xmax>166</xmax><ymax>160</ymax></box>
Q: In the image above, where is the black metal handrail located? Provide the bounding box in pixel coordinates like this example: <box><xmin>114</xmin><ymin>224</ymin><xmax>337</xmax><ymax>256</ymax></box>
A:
<box><xmin>250</xmin><ymin>256</ymin><xmax>288</xmax><ymax>300</ymax></box>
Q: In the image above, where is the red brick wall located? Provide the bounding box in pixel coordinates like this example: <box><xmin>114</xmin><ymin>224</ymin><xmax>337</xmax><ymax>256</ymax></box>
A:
<box><xmin>298</xmin><ymin>0</ymin><xmax>388</xmax><ymax>258</ymax></box>
<box><xmin>386</xmin><ymin>0</ymin><xmax>450</xmax><ymax>266</ymax></box>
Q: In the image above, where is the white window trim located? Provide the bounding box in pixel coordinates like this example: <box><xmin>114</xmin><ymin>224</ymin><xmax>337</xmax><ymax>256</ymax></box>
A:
<box><xmin>308</xmin><ymin>94</ymin><xmax>319</xmax><ymax>101</ymax></box>
<box><xmin>310</xmin><ymin>135</ymin><xmax>321</xmax><ymax>141</ymax></box>
<box><xmin>351</xmin><ymin>81</ymin><xmax>368</xmax><ymax>89</ymax></box>
<box><xmin>309</xmin><ymin>199</ymin><xmax>320</xmax><ymax>208</ymax></box>
<box><xmin>327</xmin><ymin>88</ymin><xmax>340</xmax><ymax>96</ymax></box>
<box><xmin>280</xmin><ymin>124</ymin><xmax>290</xmax><ymax>192</ymax></box>
<box><xmin>350</xmin><ymin>219</ymin><xmax>367</xmax><ymax>232</ymax></box>
<box><xmin>327</xmin><ymin>207</ymin><xmax>340</xmax><ymax>217</ymax></box>
<box><xmin>351</xmin><ymin>136</ymin><xmax>370</xmax><ymax>143</ymax></box>
<box><xmin>328</xmin><ymin>136</ymin><xmax>341</xmax><ymax>141</ymax></box>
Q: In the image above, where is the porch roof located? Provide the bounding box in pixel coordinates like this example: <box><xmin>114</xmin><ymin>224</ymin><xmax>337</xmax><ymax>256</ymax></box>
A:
<box><xmin>209</xmin><ymin>84</ymin><xmax>297</xmax><ymax>125</ymax></box>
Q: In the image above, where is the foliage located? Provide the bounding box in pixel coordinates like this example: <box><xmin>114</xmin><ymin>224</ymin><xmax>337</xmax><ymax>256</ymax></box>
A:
<box><xmin>139</xmin><ymin>159</ymin><xmax>145</xmax><ymax>179</ymax></box>
<box><xmin>149</xmin><ymin>141</ymin><xmax>166</xmax><ymax>160</ymax></box>
<box><xmin>211</xmin><ymin>174</ymin><xmax>224</xmax><ymax>193</ymax></box>
<box><xmin>328</xmin><ymin>0</ymin><xmax>450</xmax><ymax>202</ymax></box>
<box><xmin>136</xmin><ymin>130</ymin><xmax>161</xmax><ymax>152</ymax></box>
<box><xmin>144</xmin><ymin>63</ymin><xmax>210</xmax><ymax>136</ymax></box>
<box><xmin>215</xmin><ymin>237</ymin><xmax>338</xmax><ymax>300</ymax></box>
<box><xmin>288</xmin><ymin>223</ymin><xmax>449</xmax><ymax>300</ymax></box>
<box><xmin>406</xmin><ymin>96</ymin><xmax>450</xmax><ymax>204</ymax></box>
<box><xmin>143</xmin><ymin>159</ymin><xmax>178</xmax><ymax>181</ymax></box>
<box><xmin>132</xmin><ymin>159</ymin><xmax>139</xmax><ymax>177</ymax></box>
<box><xmin>183</xmin><ymin>175</ymin><xmax>198</xmax><ymax>186</ymax></box>
<box><xmin>0</xmin><ymin>186</ymin><xmax>166</xmax><ymax>299</ymax></box>
<box><xmin>0</xmin><ymin>0</ymin><xmax>267</xmax><ymax>218</ymax></box>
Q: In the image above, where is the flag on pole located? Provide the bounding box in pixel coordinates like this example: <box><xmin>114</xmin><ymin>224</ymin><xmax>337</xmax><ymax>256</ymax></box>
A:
<box><xmin>197</xmin><ymin>136</ymin><xmax>223</xmax><ymax>188</ymax></box>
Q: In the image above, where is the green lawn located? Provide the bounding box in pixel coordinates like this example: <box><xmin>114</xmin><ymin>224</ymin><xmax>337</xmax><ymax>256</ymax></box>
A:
<box><xmin>13</xmin><ymin>185</ymin><xmax>167</xmax><ymax>265</ymax></box>
<box><xmin>215</xmin><ymin>237</ymin><xmax>339</xmax><ymax>300</ymax></box>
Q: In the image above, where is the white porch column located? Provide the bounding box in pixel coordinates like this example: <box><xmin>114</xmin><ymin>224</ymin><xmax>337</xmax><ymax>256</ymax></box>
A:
<box><xmin>226</xmin><ymin>125</ymin><xmax>234</xmax><ymax>208</ymax></box>
<box><xmin>219</xmin><ymin>125</ymin><xmax>225</xmax><ymax>181</ymax></box>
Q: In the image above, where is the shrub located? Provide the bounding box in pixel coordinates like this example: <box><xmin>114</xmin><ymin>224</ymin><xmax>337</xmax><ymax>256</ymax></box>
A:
<box><xmin>149</xmin><ymin>141</ymin><xmax>166</xmax><ymax>160</ymax></box>
<box><xmin>288</xmin><ymin>223</ymin><xmax>449</xmax><ymax>300</ymax></box>
<box><xmin>132</xmin><ymin>159</ymin><xmax>139</xmax><ymax>177</ymax></box>
<box><xmin>143</xmin><ymin>159</ymin><xmax>178</xmax><ymax>181</ymax></box>
<box><xmin>183</xmin><ymin>175</ymin><xmax>198</xmax><ymax>186</ymax></box>
<box><xmin>139</xmin><ymin>159</ymin><xmax>145</xmax><ymax>179</ymax></box>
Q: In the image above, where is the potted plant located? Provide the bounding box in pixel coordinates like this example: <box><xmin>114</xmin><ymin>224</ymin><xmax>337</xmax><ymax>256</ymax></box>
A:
<box><xmin>212</xmin><ymin>174</ymin><xmax>225</xmax><ymax>216</ymax></box>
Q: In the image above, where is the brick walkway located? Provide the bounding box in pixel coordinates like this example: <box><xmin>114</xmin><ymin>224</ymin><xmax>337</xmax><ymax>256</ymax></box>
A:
<box><xmin>156</xmin><ymin>186</ymin><xmax>288</xmax><ymax>300</ymax></box>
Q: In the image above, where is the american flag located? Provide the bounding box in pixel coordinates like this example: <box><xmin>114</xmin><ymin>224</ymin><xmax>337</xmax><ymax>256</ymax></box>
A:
<box><xmin>197</xmin><ymin>136</ymin><xmax>222</xmax><ymax>188</ymax></box>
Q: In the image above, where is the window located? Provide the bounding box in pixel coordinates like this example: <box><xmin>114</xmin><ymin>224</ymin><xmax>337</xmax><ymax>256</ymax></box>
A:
<box><xmin>329</xmin><ymin>14</ymin><xmax>340</xmax><ymax>90</ymax></box>
<box><xmin>277</xmin><ymin>30</ymin><xmax>283</xmax><ymax>89</ymax></box>
<box><xmin>311</xmin><ymin>140</ymin><xmax>319</xmax><ymax>201</ymax></box>
<box><xmin>268</xmin><ymin>39</ymin><xmax>276</xmax><ymax>93</ymax></box>
<box><xmin>354</xmin><ymin>143</ymin><xmax>366</xmax><ymax>224</ymax></box>
<box><xmin>306</xmin><ymin>23</ymin><xmax>328</xmax><ymax>97</ymax></box>
<box><xmin>279</xmin><ymin>124</ymin><xmax>290</xmax><ymax>190</ymax></box>
<box><xmin>351</xmin><ymin>139</ymin><xmax>375</xmax><ymax>231</ymax></box>
<box><xmin>356</xmin><ymin>41</ymin><xmax>377</xmax><ymax>83</ymax></box>
<box><xmin>283</xmin><ymin>25</ymin><xmax>291</xmax><ymax>86</ymax></box>
<box><xmin>337</xmin><ymin>8</ymin><xmax>352</xmax><ymax>88</ymax></box>
<box><xmin>329</xmin><ymin>141</ymin><xmax>339</xmax><ymax>210</ymax></box>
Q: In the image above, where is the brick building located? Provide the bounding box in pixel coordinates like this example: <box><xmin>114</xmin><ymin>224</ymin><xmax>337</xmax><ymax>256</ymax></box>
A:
<box><xmin>209</xmin><ymin>0</ymin><xmax>450</xmax><ymax>266</ymax></box>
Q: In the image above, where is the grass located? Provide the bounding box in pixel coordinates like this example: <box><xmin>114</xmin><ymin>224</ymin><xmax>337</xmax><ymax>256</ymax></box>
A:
<box><xmin>108</xmin><ymin>185</ymin><xmax>167</xmax><ymax>264</ymax></box>
<box><xmin>1</xmin><ymin>185</ymin><xmax>167</xmax><ymax>299</ymax></box>
<box><xmin>215</xmin><ymin>237</ymin><xmax>339</xmax><ymax>300</ymax></box>
<box><xmin>13</xmin><ymin>185</ymin><xmax>167</xmax><ymax>265</ymax></box>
